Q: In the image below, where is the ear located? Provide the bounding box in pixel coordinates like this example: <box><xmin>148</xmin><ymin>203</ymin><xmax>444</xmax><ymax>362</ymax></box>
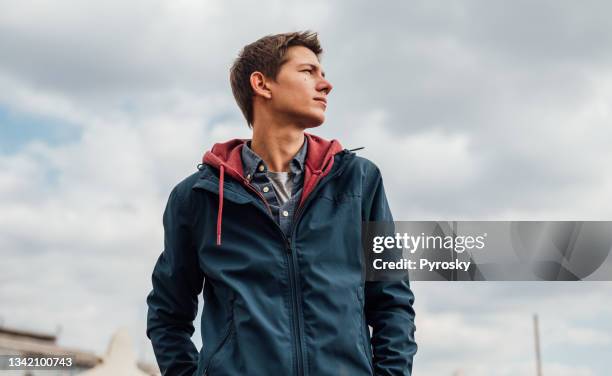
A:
<box><xmin>250</xmin><ymin>71</ymin><xmax>272</xmax><ymax>99</ymax></box>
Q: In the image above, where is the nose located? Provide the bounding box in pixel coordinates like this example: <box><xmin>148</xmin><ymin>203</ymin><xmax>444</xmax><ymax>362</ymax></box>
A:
<box><xmin>317</xmin><ymin>76</ymin><xmax>333</xmax><ymax>95</ymax></box>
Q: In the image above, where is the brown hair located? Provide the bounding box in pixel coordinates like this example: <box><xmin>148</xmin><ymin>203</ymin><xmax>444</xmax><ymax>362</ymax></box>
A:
<box><xmin>229</xmin><ymin>31</ymin><xmax>323</xmax><ymax>128</ymax></box>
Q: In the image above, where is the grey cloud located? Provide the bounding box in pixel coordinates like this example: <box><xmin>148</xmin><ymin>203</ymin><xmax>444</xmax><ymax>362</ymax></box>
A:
<box><xmin>317</xmin><ymin>0</ymin><xmax>612</xmax><ymax>140</ymax></box>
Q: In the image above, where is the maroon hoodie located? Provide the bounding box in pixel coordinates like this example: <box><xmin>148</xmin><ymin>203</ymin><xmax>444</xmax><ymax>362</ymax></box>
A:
<box><xmin>201</xmin><ymin>132</ymin><xmax>344</xmax><ymax>245</ymax></box>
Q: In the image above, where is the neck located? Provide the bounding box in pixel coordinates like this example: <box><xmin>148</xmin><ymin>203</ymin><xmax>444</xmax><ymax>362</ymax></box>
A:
<box><xmin>251</xmin><ymin>122</ymin><xmax>305</xmax><ymax>173</ymax></box>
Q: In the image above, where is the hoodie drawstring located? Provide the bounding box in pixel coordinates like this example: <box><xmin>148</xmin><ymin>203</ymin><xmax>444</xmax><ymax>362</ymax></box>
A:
<box><xmin>217</xmin><ymin>165</ymin><xmax>225</xmax><ymax>246</ymax></box>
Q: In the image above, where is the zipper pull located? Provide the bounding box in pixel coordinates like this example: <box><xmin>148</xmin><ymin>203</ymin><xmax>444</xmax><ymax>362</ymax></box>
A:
<box><xmin>286</xmin><ymin>239</ymin><xmax>292</xmax><ymax>253</ymax></box>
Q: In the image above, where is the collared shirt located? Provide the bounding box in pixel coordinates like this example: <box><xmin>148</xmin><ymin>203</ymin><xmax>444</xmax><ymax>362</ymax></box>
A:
<box><xmin>241</xmin><ymin>139</ymin><xmax>308</xmax><ymax>238</ymax></box>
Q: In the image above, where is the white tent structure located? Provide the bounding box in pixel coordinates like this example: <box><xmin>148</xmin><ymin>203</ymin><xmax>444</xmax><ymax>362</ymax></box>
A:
<box><xmin>81</xmin><ymin>328</ymin><xmax>150</xmax><ymax>376</ymax></box>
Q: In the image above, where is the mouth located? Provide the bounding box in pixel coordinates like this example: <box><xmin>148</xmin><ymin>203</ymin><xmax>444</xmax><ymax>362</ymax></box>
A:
<box><xmin>313</xmin><ymin>97</ymin><xmax>327</xmax><ymax>107</ymax></box>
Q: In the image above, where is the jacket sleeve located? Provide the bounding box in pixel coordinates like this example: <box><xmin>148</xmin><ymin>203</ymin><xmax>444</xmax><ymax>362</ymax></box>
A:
<box><xmin>146</xmin><ymin>186</ymin><xmax>204</xmax><ymax>376</ymax></box>
<box><xmin>362</xmin><ymin>164</ymin><xmax>417</xmax><ymax>376</ymax></box>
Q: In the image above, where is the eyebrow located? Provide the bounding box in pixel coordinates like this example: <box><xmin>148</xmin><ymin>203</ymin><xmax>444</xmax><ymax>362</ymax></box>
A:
<box><xmin>298</xmin><ymin>63</ymin><xmax>326</xmax><ymax>78</ymax></box>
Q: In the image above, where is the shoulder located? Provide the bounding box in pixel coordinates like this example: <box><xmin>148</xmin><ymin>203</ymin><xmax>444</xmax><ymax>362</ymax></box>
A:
<box><xmin>329</xmin><ymin>152</ymin><xmax>386</xmax><ymax>201</ymax></box>
<box><xmin>352</xmin><ymin>155</ymin><xmax>381</xmax><ymax>173</ymax></box>
<box><xmin>171</xmin><ymin>170</ymin><xmax>202</xmax><ymax>198</ymax></box>
<box><xmin>340</xmin><ymin>153</ymin><xmax>383</xmax><ymax>181</ymax></box>
<box><xmin>164</xmin><ymin>169</ymin><xmax>205</xmax><ymax>214</ymax></box>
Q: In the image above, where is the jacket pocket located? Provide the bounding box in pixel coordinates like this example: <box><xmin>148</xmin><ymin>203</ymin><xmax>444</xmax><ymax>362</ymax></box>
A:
<box><xmin>204</xmin><ymin>320</ymin><xmax>235</xmax><ymax>376</ymax></box>
<box><xmin>356</xmin><ymin>285</ymin><xmax>374</xmax><ymax>374</ymax></box>
<box><xmin>203</xmin><ymin>292</ymin><xmax>236</xmax><ymax>376</ymax></box>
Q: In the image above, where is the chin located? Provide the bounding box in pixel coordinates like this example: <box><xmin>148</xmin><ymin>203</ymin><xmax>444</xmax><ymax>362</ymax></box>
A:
<box><xmin>288</xmin><ymin>108</ymin><xmax>326</xmax><ymax>129</ymax></box>
<box><xmin>301</xmin><ymin>112</ymin><xmax>326</xmax><ymax>129</ymax></box>
<box><xmin>304</xmin><ymin>119</ymin><xmax>325</xmax><ymax>129</ymax></box>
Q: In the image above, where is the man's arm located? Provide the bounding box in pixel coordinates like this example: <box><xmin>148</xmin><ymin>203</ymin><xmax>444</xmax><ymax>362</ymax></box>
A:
<box><xmin>362</xmin><ymin>163</ymin><xmax>417</xmax><ymax>376</ymax></box>
<box><xmin>146</xmin><ymin>186</ymin><xmax>204</xmax><ymax>375</ymax></box>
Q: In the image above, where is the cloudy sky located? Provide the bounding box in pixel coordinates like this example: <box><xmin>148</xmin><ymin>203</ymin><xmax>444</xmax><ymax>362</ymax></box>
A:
<box><xmin>1</xmin><ymin>1</ymin><xmax>611</xmax><ymax>375</ymax></box>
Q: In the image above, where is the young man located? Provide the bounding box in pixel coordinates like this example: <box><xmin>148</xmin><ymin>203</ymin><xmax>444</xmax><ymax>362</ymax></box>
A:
<box><xmin>146</xmin><ymin>31</ymin><xmax>417</xmax><ymax>376</ymax></box>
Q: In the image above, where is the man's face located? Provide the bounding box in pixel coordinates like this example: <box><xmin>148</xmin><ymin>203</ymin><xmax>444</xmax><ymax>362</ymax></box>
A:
<box><xmin>267</xmin><ymin>45</ymin><xmax>333</xmax><ymax>128</ymax></box>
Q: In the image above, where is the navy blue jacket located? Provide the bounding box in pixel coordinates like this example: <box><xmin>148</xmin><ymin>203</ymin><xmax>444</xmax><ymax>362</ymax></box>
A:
<box><xmin>146</xmin><ymin>133</ymin><xmax>417</xmax><ymax>375</ymax></box>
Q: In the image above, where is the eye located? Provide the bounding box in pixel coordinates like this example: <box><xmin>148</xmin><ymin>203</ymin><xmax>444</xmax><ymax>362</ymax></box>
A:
<box><xmin>301</xmin><ymin>69</ymin><xmax>313</xmax><ymax>74</ymax></box>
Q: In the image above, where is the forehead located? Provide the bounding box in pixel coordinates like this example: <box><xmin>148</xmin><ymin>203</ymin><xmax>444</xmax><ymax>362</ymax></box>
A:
<box><xmin>283</xmin><ymin>45</ymin><xmax>321</xmax><ymax>67</ymax></box>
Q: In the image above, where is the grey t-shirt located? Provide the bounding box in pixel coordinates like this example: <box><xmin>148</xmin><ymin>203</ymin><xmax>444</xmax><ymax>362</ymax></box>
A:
<box><xmin>266</xmin><ymin>171</ymin><xmax>293</xmax><ymax>205</ymax></box>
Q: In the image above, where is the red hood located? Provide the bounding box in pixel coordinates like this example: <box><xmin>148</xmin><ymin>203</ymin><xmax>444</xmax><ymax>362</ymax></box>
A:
<box><xmin>202</xmin><ymin>133</ymin><xmax>344</xmax><ymax>245</ymax></box>
<box><xmin>202</xmin><ymin>132</ymin><xmax>344</xmax><ymax>206</ymax></box>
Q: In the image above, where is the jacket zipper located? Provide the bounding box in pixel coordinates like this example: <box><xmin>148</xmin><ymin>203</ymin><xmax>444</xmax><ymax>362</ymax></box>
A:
<box><xmin>283</xmin><ymin>151</ymin><xmax>352</xmax><ymax>376</ymax></box>
<box><xmin>285</xmin><ymin>237</ymin><xmax>304</xmax><ymax>376</ymax></box>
